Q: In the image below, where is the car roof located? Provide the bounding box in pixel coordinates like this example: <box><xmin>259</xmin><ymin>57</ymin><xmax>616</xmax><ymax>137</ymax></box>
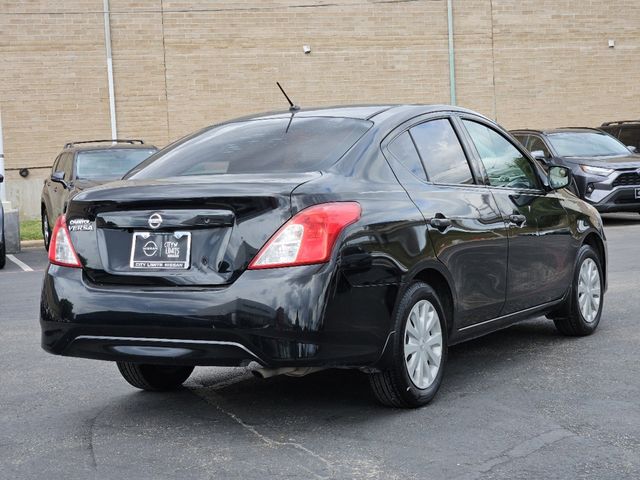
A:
<box><xmin>63</xmin><ymin>142</ymin><xmax>157</xmax><ymax>153</ymax></box>
<box><xmin>219</xmin><ymin>104</ymin><xmax>489</xmax><ymax>127</ymax></box>
<box><xmin>510</xmin><ymin>127</ymin><xmax>607</xmax><ymax>136</ymax></box>
<box><xmin>601</xmin><ymin>120</ymin><xmax>640</xmax><ymax>127</ymax></box>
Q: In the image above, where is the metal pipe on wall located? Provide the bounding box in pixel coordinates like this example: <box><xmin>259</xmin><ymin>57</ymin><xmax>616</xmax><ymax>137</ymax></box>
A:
<box><xmin>103</xmin><ymin>0</ymin><xmax>118</xmax><ymax>140</ymax></box>
<box><xmin>447</xmin><ymin>0</ymin><xmax>457</xmax><ymax>106</ymax></box>
<box><xmin>0</xmin><ymin>107</ymin><xmax>6</xmax><ymax>203</ymax></box>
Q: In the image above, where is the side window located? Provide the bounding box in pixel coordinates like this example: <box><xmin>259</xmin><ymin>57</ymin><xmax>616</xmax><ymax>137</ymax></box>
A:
<box><xmin>51</xmin><ymin>154</ymin><xmax>62</xmax><ymax>174</ymax></box>
<box><xmin>462</xmin><ymin>120</ymin><xmax>540</xmax><ymax>190</ymax></box>
<box><xmin>57</xmin><ymin>153</ymin><xmax>73</xmax><ymax>180</ymax></box>
<box><xmin>387</xmin><ymin>131</ymin><xmax>427</xmax><ymax>181</ymax></box>
<box><xmin>528</xmin><ymin>136</ymin><xmax>551</xmax><ymax>158</ymax></box>
<box><xmin>512</xmin><ymin>134</ymin><xmax>529</xmax><ymax>148</ymax></box>
<box><xmin>410</xmin><ymin>119</ymin><xmax>474</xmax><ymax>185</ymax></box>
<box><xmin>618</xmin><ymin>127</ymin><xmax>640</xmax><ymax>149</ymax></box>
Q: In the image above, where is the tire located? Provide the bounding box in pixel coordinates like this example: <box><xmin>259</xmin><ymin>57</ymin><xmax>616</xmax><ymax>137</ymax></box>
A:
<box><xmin>116</xmin><ymin>362</ymin><xmax>194</xmax><ymax>391</ymax></box>
<box><xmin>42</xmin><ymin>208</ymin><xmax>51</xmax><ymax>252</ymax></box>
<box><xmin>553</xmin><ymin>244</ymin><xmax>604</xmax><ymax>336</ymax></box>
<box><xmin>0</xmin><ymin>239</ymin><xmax>5</xmax><ymax>270</ymax></box>
<box><xmin>369</xmin><ymin>281</ymin><xmax>448</xmax><ymax>408</ymax></box>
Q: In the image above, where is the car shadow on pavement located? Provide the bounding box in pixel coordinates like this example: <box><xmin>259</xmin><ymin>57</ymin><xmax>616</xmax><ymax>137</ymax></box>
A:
<box><xmin>181</xmin><ymin>317</ymin><xmax>564</xmax><ymax>415</ymax></box>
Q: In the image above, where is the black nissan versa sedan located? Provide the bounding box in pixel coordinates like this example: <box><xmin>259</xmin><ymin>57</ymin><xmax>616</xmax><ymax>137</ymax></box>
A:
<box><xmin>511</xmin><ymin>128</ymin><xmax>640</xmax><ymax>213</ymax></box>
<box><xmin>40</xmin><ymin>105</ymin><xmax>607</xmax><ymax>408</ymax></box>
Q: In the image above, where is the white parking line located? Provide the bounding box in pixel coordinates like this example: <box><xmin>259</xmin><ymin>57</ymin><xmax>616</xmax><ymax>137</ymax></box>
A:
<box><xmin>6</xmin><ymin>255</ymin><xmax>34</xmax><ymax>272</ymax></box>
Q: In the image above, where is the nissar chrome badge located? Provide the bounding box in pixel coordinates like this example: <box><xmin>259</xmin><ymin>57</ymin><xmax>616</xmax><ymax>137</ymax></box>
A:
<box><xmin>148</xmin><ymin>213</ymin><xmax>163</xmax><ymax>229</ymax></box>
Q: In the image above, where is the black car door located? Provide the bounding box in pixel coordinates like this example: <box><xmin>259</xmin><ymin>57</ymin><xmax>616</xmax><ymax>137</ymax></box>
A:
<box><xmin>458</xmin><ymin>116</ymin><xmax>573</xmax><ymax>314</ymax></box>
<box><xmin>382</xmin><ymin>115</ymin><xmax>508</xmax><ymax>328</ymax></box>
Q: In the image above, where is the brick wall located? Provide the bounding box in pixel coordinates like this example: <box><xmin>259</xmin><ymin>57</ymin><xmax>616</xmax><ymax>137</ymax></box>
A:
<box><xmin>1</xmin><ymin>0</ymin><xmax>639</xmax><ymax>217</ymax></box>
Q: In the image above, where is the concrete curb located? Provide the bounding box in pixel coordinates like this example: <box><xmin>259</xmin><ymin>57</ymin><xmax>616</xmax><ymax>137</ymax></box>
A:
<box><xmin>21</xmin><ymin>239</ymin><xmax>43</xmax><ymax>249</ymax></box>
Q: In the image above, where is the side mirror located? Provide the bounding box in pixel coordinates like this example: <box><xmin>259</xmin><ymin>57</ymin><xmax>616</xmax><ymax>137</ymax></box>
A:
<box><xmin>549</xmin><ymin>165</ymin><xmax>571</xmax><ymax>190</ymax></box>
<box><xmin>531</xmin><ymin>150</ymin><xmax>548</xmax><ymax>162</ymax></box>
<box><xmin>627</xmin><ymin>145</ymin><xmax>637</xmax><ymax>153</ymax></box>
<box><xmin>0</xmin><ymin>174</ymin><xmax>4</xmax><ymax>183</ymax></box>
<box><xmin>51</xmin><ymin>171</ymin><xmax>68</xmax><ymax>188</ymax></box>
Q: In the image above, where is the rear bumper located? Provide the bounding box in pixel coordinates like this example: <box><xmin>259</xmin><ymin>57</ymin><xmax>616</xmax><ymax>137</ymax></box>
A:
<box><xmin>40</xmin><ymin>264</ymin><xmax>397</xmax><ymax>368</ymax></box>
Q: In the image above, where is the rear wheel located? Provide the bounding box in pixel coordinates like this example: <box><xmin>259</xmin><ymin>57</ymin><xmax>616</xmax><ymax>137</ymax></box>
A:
<box><xmin>553</xmin><ymin>244</ymin><xmax>603</xmax><ymax>336</ymax></box>
<box><xmin>116</xmin><ymin>362</ymin><xmax>194</xmax><ymax>391</ymax></box>
<box><xmin>0</xmin><ymin>238</ymin><xmax>5</xmax><ymax>269</ymax></box>
<box><xmin>42</xmin><ymin>208</ymin><xmax>51</xmax><ymax>252</ymax></box>
<box><xmin>369</xmin><ymin>282</ymin><xmax>448</xmax><ymax>408</ymax></box>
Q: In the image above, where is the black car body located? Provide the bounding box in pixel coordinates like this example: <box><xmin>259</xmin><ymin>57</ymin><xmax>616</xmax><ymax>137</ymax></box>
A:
<box><xmin>41</xmin><ymin>139</ymin><xmax>157</xmax><ymax>250</ymax></box>
<box><xmin>41</xmin><ymin>106</ymin><xmax>607</xmax><ymax>407</ymax></box>
<box><xmin>512</xmin><ymin>128</ymin><xmax>640</xmax><ymax>213</ymax></box>
<box><xmin>600</xmin><ymin>120</ymin><xmax>640</xmax><ymax>152</ymax></box>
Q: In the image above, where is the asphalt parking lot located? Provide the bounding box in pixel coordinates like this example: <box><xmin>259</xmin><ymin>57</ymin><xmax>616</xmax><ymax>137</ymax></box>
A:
<box><xmin>2</xmin><ymin>214</ymin><xmax>640</xmax><ymax>480</ymax></box>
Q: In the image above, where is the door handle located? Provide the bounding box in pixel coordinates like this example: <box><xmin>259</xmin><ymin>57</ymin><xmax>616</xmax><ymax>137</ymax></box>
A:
<box><xmin>508</xmin><ymin>214</ymin><xmax>527</xmax><ymax>226</ymax></box>
<box><xmin>429</xmin><ymin>216</ymin><xmax>452</xmax><ymax>231</ymax></box>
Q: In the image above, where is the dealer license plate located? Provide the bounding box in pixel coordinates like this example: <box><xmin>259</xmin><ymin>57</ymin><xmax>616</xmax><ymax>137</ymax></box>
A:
<box><xmin>129</xmin><ymin>231</ymin><xmax>191</xmax><ymax>270</ymax></box>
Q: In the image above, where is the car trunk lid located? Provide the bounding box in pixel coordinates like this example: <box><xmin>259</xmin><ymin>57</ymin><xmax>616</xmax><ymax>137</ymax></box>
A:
<box><xmin>65</xmin><ymin>173</ymin><xmax>320</xmax><ymax>286</ymax></box>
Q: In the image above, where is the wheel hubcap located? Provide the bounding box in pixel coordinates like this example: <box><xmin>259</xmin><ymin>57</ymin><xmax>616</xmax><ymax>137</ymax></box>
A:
<box><xmin>403</xmin><ymin>299</ymin><xmax>443</xmax><ymax>389</ymax></box>
<box><xmin>577</xmin><ymin>258</ymin><xmax>601</xmax><ymax>323</ymax></box>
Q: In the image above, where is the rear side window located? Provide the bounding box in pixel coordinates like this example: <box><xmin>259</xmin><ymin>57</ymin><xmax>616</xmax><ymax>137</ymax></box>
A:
<box><xmin>410</xmin><ymin>119</ymin><xmax>474</xmax><ymax>185</ymax></box>
<box><xmin>129</xmin><ymin>117</ymin><xmax>371</xmax><ymax>178</ymax></box>
<box><xmin>387</xmin><ymin>132</ymin><xmax>427</xmax><ymax>181</ymax></box>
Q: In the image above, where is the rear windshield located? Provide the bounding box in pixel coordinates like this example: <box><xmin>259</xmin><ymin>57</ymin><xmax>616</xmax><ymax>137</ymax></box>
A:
<box><xmin>128</xmin><ymin>117</ymin><xmax>372</xmax><ymax>179</ymax></box>
<box><xmin>547</xmin><ymin>132</ymin><xmax>630</xmax><ymax>157</ymax></box>
<box><xmin>76</xmin><ymin>149</ymin><xmax>157</xmax><ymax>180</ymax></box>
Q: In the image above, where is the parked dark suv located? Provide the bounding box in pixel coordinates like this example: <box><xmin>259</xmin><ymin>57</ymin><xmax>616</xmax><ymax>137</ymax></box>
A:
<box><xmin>512</xmin><ymin>128</ymin><xmax>640</xmax><ymax>213</ymax></box>
<box><xmin>41</xmin><ymin>105</ymin><xmax>607</xmax><ymax>408</ymax></box>
<box><xmin>41</xmin><ymin>139</ymin><xmax>157</xmax><ymax>250</ymax></box>
<box><xmin>600</xmin><ymin>120</ymin><xmax>640</xmax><ymax>152</ymax></box>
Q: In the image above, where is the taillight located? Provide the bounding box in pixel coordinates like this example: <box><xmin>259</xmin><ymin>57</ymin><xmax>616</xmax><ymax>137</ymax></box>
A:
<box><xmin>248</xmin><ymin>202</ymin><xmax>361</xmax><ymax>269</ymax></box>
<box><xmin>48</xmin><ymin>215</ymin><xmax>82</xmax><ymax>268</ymax></box>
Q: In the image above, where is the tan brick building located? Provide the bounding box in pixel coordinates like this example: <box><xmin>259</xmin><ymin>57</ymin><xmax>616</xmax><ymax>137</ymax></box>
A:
<box><xmin>1</xmin><ymin>0</ymin><xmax>639</xmax><ymax>218</ymax></box>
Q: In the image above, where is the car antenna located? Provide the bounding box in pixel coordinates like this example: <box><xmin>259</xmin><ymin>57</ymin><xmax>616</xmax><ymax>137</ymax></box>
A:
<box><xmin>276</xmin><ymin>82</ymin><xmax>300</xmax><ymax>112</ymax></box>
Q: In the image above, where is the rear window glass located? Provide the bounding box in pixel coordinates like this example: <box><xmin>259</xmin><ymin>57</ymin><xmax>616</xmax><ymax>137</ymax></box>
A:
<box><xmin>76</xmin><ymin>149</ymin><xmax>156</xmax><ymax>180</ymax></box>
<box><xmin>129</xmin><ymin>117</ymin><xmax>372</xmax><ymax>179</ymax></box>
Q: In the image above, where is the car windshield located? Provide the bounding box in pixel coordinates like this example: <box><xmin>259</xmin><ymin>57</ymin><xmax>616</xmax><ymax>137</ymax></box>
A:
<box><xmin>76</xmin><ymin>149</ymin><xmax>157</xmax><ymax>180</ymax></box>
<box><xmin>546</xmin><ymin>132</ymin><xmax>630</xmax><ymax>157</ymax></box>
<box><xmin>127</xmin><ymin>117</ymin><xmax>372</xmax><ymax>179</ymax></box>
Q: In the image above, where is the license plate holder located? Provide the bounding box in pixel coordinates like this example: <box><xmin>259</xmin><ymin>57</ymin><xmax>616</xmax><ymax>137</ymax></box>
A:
<box><xmin>129</xmin><ymin>231</ymin><xmax>191</xmax><ymax>270</ymax></box>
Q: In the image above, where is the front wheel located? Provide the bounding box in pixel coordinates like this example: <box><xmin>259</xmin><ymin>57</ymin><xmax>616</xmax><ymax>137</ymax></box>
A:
<box><xmin>369</xmin><ymin>282</ymin><xmax>448</xmax><ymax>408</ymax></box>
<box><xmin>116</xmin><ymin>362</ymin><xmax>194</xmax><ymax>391</ymax></box>
<box><xmin>553</xmin><ymin>244</ymin><xmax>604</xmax><ymax>336</ymax></box>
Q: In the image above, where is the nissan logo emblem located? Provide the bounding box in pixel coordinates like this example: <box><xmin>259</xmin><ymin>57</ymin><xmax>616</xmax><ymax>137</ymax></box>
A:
<box><xmin>148</xmin><ymin>213</ymin><xmax>163</xmax><ymax>229</ymax></box>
